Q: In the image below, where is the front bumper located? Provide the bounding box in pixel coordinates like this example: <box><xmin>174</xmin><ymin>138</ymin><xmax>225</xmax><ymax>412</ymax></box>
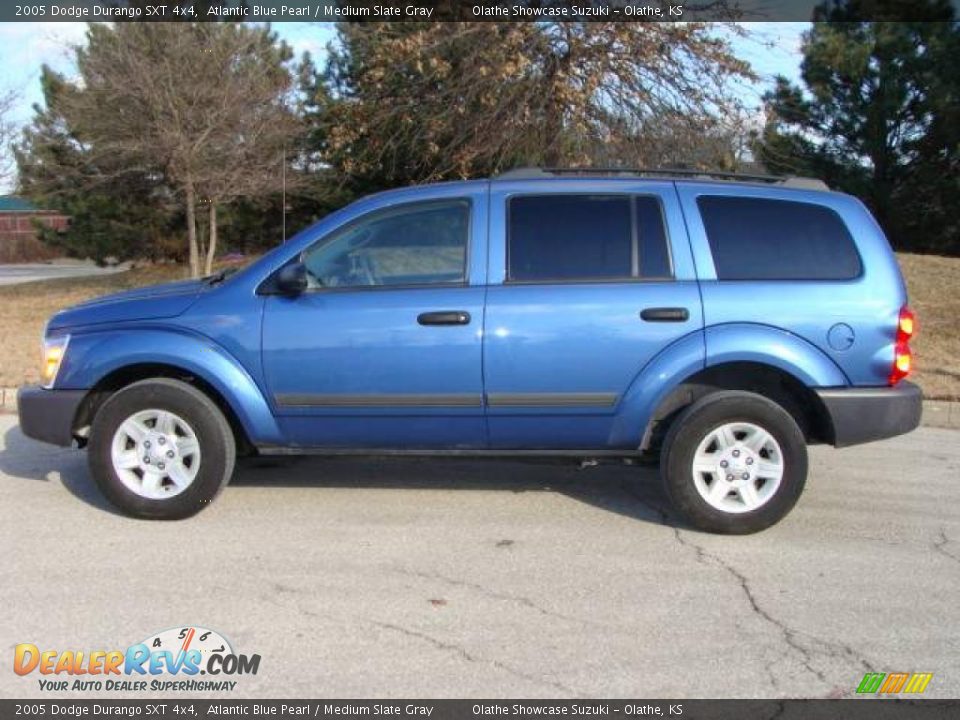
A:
<box><xmin>18</xmin><ymin>386</ymin><xmax>86</xmax><ymax>447</ymax></box>
<box><xmin>815</xmin><ymin>381</ymin><xmax>922</xmax><ymax>448</ymax></box>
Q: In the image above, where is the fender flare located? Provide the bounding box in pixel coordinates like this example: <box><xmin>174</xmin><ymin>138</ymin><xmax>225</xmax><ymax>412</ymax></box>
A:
<box><xmin>56</xmin><ymin>327</ymin><xmax>284</xmax><ymax>445</ymax></box>
<box><xmin>609</xmin><ymin>331</ymin><xmax>706</xmax><ymax>447</ymax></box>
<box><xmin>703</xmin><ymin>323</ymin><xmax>849</xmax><ymax>387</ymax></box>
<box><xmin>609</xmin><ymin>324</ymin><xmax>849</xmax><ymax>448</ymax></box>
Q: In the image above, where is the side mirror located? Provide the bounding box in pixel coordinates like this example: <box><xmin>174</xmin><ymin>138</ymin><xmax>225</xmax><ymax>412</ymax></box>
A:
<box><xmin>275</xmin><ymin>261</ymin><xmax>307</xmax><ymax>296</ymax></box>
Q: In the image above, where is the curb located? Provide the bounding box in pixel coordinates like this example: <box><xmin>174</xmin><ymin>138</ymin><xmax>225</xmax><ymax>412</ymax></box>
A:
<box><xmin>921</xmin><ymin>400</ymin><xmax>960</xmax><ymax>430</ymax></box>
<box><xmin>0</xmin><ymin>388</ymin><xmax>15</xmax><ymax>414</ymax></box>
<box><xmin>1</xmin><ymin>387</ymin><xmax>959</xmax><ymax>429</ymax></box>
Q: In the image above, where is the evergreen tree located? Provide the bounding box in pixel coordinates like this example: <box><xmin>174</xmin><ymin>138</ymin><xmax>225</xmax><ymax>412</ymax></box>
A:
<box><xmin>15</xmin><ymin>67</ymin><xmax>177</xmax><ymax>264</ymax></box>
<box><xmin>758</xmin><ymin>0</ymin><xmax>959</xmax><ymax>254</ymax></box>
<box><xmin>18</xmin><ymin>23</ymin><xmax>303</xmax><ymax>275</ymax></box>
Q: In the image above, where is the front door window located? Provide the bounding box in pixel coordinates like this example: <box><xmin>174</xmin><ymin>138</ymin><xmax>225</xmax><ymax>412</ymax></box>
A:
<box><xmin>302</xmin><ymin>200</ymin><xmax>470</xmax><ymax>289</ymax></box>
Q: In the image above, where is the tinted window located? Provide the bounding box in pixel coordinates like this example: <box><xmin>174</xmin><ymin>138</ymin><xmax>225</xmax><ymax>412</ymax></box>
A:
<box><xmin>698</xmin><ymin>196</ymin><xmax>861</xmax><ymax>280</ymax></box>
<box><xmin>508</xmin><ymin>195</ymin><xmax>671</xmax><ymax>281</ymax></box>
<box><xmin>303</xmin><ymin>200</ymin><xmax>469</xmax><ymax>288</ymax></box>
<box><xmin>636</xmin><ymin>195</ymin><xmax>672</xmax><ymax>278</ymax></box>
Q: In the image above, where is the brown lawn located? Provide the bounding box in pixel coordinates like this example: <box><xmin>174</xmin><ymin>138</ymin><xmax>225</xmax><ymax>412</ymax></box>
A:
<box><xmin>0</xmin><ymin>264</ymin><xmax>191</xmax><ymax>387</ymax></box>
<box><xmin>898</xmin><ymin>253</ymin><xmax>960</xmax><ymax>400</ymax></box>
<box><xmin>1</xmin><ymin>253</ymin><xmax>958</xmax><ymax>398</ymax></box>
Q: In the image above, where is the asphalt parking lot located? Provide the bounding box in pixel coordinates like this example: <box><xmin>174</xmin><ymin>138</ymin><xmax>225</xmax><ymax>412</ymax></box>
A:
<box><xmin>1</xmin><ymin>413</ymin><xmax>958</xmax><ymax>699</ymax></box>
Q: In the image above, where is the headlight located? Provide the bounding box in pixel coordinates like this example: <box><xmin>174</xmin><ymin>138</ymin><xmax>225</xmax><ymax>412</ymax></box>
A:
<box><xmin>40</xmin><ymin>334</ymin><xmax>70</xmax><ymax>389</ymax></box>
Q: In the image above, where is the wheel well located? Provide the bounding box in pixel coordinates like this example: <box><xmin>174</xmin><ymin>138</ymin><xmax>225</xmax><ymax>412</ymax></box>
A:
<box><xmin>642</xmin><ymin>362</ymin><xmax>835</xmax><ymax>452</ymax></box>
<box><xmin>73</xmin><ymin>363</ymin><xmax>254</xmax><ymax>455</ymax></box>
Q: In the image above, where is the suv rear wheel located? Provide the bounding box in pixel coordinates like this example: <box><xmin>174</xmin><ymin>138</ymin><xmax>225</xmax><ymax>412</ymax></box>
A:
<box><xmin>660</xmin><ymin>391</ymin><xmax>807</xmax><ymax>534</ymax></box>
<box><xmin>88</xmin><ymin>378</ymin><xmax>236</xmax><ymax>519</ymax></box>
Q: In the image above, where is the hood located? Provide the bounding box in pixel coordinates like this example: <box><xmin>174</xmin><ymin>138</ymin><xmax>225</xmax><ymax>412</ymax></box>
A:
<box><xmin>47</xmin><ymin>279</ymin><xmax>206</xmax><ymax>332</ymax></box>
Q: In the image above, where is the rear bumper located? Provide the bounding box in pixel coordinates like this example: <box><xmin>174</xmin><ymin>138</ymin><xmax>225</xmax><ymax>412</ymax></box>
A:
<box><xmin>815</xmin><ymin>381</ymin><xmax>922</xmax><ymax>448</ymax></box>
<box><xmin>17</xmin><ymin>386</ymin><xmax>86</xmax><ymax>447</ymax></box>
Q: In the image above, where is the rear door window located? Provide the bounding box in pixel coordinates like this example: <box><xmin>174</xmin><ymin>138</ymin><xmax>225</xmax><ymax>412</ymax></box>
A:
<box><xmin>635</xmin><ymin>195</ymin><xmax>672</xmax><ymax>279</ymax></box>
<box><xmin>697</xmin><ymin>196</ymin><xmax>862</xmax><ymax>280</ymax></box>
<box><xmin>507</xmin><ymin>194</ymin><xmax>671</xmax><ymax>282</ymax></box>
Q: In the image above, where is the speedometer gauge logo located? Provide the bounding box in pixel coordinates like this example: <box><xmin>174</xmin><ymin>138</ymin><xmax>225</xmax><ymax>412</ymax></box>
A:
<box><xmin>141</xmin><ymin>626</ymin><xmax>234</xmax><ymax>671</ymax></box>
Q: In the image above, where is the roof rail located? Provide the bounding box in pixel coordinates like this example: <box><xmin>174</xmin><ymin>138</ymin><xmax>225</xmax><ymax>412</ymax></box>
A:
<box><xmin>494</xmin><ymin>167</ymin><xmax>829</xmax><ymax>191</ymax></box>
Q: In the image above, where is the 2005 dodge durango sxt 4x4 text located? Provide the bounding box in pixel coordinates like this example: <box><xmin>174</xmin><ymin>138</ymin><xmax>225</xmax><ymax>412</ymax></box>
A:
<box><xmin>18</xmin><ymin>169</ymin><xmax>922</xmax><ymax>533</ymax></box>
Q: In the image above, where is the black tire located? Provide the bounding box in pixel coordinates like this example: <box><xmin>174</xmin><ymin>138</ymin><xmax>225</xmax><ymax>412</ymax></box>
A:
<box><xmin>88</xmin><ymin>378</ymin><xmax>236</xmax><ymax>519</ymax></box>
<box><xmin>660</xmin><ymin>391</ymin><xmax>807</xmax><ymax>534</ymax></box>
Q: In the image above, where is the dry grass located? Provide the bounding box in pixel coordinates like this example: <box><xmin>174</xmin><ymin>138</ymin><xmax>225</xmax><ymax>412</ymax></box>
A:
<box><xmin>1</xmin><ymin>253</ymin><xmax>958</xmax><ymax>398</ymax></box>
<box><xmin>898</xmin><ymin>253</ymin><xmax>960</xmax><ymax>400</ymax></box>
<box><xmin>0</xmin><ymin>264</ymin><xmax>191</xmax><ymax>386</ymax></box>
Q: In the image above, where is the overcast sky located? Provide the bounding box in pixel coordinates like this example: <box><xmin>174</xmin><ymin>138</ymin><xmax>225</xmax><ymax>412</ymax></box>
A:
<box><xmin>0</xmin><ymin>21</ymin><xmax>808</xmax><ymax>193</ymax></box>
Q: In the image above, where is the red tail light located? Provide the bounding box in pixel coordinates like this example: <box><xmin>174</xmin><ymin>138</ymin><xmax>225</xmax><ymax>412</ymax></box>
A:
<box><xmin>897</xmin><ymin>307</ymin><xmax>916</xmax><ymax>342</ymax></box>
<box><xmin>889</xmin><ymin>306</ymin><xmax>916</xmax><ymax>386</ymax></box>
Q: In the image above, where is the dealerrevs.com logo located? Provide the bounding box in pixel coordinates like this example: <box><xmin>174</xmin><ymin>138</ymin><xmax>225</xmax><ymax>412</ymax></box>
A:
<box><xmin>14</xmin><ymin>626</ymin><xmax>260</xmax><ymax>693</ymax></box>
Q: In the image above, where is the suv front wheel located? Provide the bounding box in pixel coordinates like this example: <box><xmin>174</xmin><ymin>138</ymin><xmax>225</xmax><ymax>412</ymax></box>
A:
<box><xmin>660</xmin><ymin>391</ymin><xmax>808</xmax><ymax>534</ymax></box>
<box><xmin>88</xmin><ymin>378</ymin><xmax>236</xmax><ymax>519</ymax></box>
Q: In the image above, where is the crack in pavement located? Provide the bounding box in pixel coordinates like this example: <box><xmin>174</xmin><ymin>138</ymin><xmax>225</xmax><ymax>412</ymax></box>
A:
<box><xmin>676</xmin><ymin>531</ymin><xmax>828</xmax><ymax>683</ymax></box>
<box><xmin>390</xmin><ymin>567</ymin><xmax>607</xmax><ymax>629</ymax></box>
<box><xmin>933</xmin><ymin>528</ymin><xmax>960</xmax><ymax>565</ymax></box>
<box><xmin>619</xmin><ymin>479</ymin><xmax>876</xmax><ymax>691</ymax></box>
<box><xmin>371</xmin><ymin>620</ymin><xmax>579</xmax><ymax>697</ymax></box>
<box><xmin>763</xmin><ymin>648</ymin><xmax>789</xmax><ymax>693</ymax></box>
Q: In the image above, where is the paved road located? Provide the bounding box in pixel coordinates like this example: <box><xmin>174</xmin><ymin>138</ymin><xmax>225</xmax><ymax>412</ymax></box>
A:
<box><xmin>0</xmin><ymin>263</ymin><xmax>129</xmax><ymax>286</ymax></box>
<box><xmin>0</xmin><ymin>414</ymin><xmax>957</xmax><ymax>699</ymax></box>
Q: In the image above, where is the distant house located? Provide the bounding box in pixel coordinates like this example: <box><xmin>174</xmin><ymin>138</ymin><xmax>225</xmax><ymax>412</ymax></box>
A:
<box><xmin>0</xmin><ymin>196</ymin><xmax>69</xmax><ymax>262</ymax></box>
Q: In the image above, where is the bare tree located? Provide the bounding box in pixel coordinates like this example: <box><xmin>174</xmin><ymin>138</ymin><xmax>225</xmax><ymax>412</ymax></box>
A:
<box><xmin>592</xmin><ymin>104</ymin><xmax>763</xmax><ymax>171</ymax></box>
<box><xmin>61</xmin><ymin>23</ymin><xmax>301</xmax><ymax>277</ymax></box>
<box><xmin>0</xmin><ymin>90</ymin><xmax>18</xmax><ymax>188</ymax></box>
<box><xmin>193</xmin><ymin>94</ymin><xmax>300</xmax><ymax>275</ymax></box>
<box><xmin>317</xmin><ymin>22</ymin><xmax>756</xmax><ymax>188</ymax></box>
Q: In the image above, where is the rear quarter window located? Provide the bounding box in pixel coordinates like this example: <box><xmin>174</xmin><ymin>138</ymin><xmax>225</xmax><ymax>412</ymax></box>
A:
<box><xmin>697</xmin><ymin>196</ymin><xmax>862</xmax><ymax>281</ymax></box>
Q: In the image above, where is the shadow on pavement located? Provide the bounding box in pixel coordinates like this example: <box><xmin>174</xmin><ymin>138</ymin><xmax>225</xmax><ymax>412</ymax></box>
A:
<box><xmin>233</xmin><ymin>454</ymin><xmax>680</xmax><ymax>527</ymax></box>
<box><xmin>0</xmin><ymin>422</ymin><xmax>124</xmax><ymax>515</ymax></box>
<box><xmin>1</xmin><ymin>422</ymin><xmax>683</xmax><ymax>528</ymax></box>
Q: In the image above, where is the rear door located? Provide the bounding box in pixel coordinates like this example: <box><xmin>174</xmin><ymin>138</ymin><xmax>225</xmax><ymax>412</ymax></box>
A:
<box><xmin>483</xmin><ymin>180</ymin><xmax>703</xmax><ymax>449</ymax></box>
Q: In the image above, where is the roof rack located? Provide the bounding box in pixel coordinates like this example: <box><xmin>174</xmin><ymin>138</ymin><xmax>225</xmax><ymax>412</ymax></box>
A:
<box><xmin>495</xmin><ymin>167</ymin><xmax>829</xmax><ymax>191</ymax></box>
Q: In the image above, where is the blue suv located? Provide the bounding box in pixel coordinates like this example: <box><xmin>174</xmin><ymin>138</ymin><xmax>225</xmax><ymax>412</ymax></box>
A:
<box><xmin>18</xmin><ymin>169</ymin><xmax>922</xmax><ymax>533</ymax></box>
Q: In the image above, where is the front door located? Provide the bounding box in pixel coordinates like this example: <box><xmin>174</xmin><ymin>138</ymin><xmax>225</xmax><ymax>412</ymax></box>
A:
<box><xmin>262</xmin><ymin>193</ymin><xmax>487</xmax><ymax>449</ymax></box>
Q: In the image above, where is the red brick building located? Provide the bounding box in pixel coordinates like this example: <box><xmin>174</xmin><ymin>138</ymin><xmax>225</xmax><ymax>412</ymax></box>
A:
<box><xmin>0</xmin><ymin>196</ymin><xmax>69</xmax><ymax>263</ymax></box>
